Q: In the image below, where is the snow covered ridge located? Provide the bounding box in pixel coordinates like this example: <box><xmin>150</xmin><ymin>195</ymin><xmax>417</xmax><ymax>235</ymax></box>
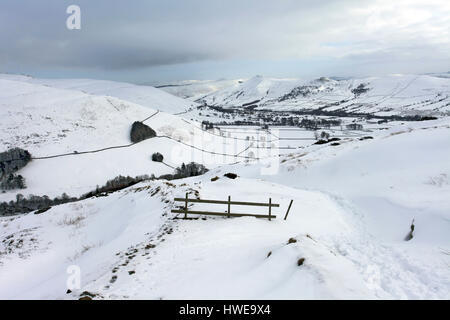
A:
<box><xmin>153</xmin><ymin>79</ymin><xmax>245</xmax><ymax>100</ymax></box>
<box><xmin>0</xmin><ymin>74</ymin><xmax>198</xmax><ymax>115</ymax></box>
<box><xmin>197</xmin><ymin>74</ymin><xmax>450</xmax><ymax>116</ymax></box>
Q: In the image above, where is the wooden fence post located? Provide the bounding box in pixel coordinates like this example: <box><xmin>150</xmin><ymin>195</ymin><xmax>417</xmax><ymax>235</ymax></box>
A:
<box><xmin>184</xmin><ymin>192</ymin><xmax>188</xmax><ymax>219</ymax></box>
<box><xmin>284</xmin><ymin>200</ymin><xmax>294</xmax><ymax>220</ymax></box>
<box><xmin>227</xmin><ymin>195</ymin><xmax>231</xmax><ymax>218</ymax></box>
<box><xmin>268</xmin><ymin>198</ymin><xmax>272</xmax><ymax>221</ymax></box>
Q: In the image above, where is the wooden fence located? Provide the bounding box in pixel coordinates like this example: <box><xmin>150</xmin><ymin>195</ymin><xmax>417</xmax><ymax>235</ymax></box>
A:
<box><xmin>171</xmin><ymin>193</ymin><xmax>280</xmax><ymax>221</ymax></box>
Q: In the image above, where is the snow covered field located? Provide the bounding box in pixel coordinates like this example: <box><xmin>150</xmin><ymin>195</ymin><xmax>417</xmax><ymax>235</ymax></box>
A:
<box><xmin>0</xmin><ymin>74</ymin><xmax>449</xmax><ymax>300</ymax></box>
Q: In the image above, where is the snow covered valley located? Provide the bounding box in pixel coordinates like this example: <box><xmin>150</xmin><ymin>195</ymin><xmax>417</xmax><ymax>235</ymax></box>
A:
<box><xmin>0</xmin><ymin>74</ymin><xmax>449</xmax><ymax>299</ymax></box>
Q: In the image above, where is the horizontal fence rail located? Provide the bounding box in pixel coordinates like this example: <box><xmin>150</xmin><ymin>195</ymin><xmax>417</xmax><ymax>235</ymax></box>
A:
<box><xmin>171</xmin><ymin>193</ymin><xmax>279</xmax><ymax>221</ymax></box>
<box><xmin>170</xmin><ymin>210</ymin><xmax>275</xmax><ymax>219</ymax></box>
<box><xmin>173</xmin><ymin>198</ymin><xmax>280</xmax><ymax>207</ymax></box>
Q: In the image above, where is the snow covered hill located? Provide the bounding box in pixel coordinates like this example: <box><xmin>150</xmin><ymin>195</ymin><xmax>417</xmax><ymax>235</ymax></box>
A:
<box><xmin>154</xmin><ymin>79</ymin><xmax>245</xmax><ymax>100</ymax></box>
<box><xmin>0</xmin><ymin>74</ymin><xmax>197</xmax><ymax>115</ymax></box>
<box><xmin>0</xmin><ymin>78</ymin><xmax>246</xmax><ymax>201</ymax></box>
<box><xmin>197</xmin><ymin>74</ymin><xmax>450</xmax><ymax>116</ymax></box>
<box><xmin>0</xmin><ymin>74</ymin><xmax>449</xmax><ymax>300</ymax></box>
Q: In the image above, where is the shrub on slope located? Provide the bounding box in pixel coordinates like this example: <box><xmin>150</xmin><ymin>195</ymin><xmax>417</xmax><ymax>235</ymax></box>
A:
<box><xmin>152</xmin><ymin>152</ymin><xmax>164</xmax><ymax>162</ymax></box>
<box><xmin>0</xmin><ymin>173</ymin><xmax>26</xmax><ymax>190</ymax></box>
<box><xmin>0</xmin><ymin>148</ymin><xmax>31</xmax><ymax>190</ymax></box>
<box><xmin>159</xmin><ymin>162</ymin><xmax>208</xmax><ymax>180</ymax></box>
<box><xmin>130</xmin><ymin>122</ymin><xmax>157</xmax><ymax>143</ymax></box>
<box><xmin>0</xmin><ymin>148</ymin><xmax>31</xmax><ymax>177</ymax></box>
<box><xmin>174</xmin><ymin>162</ymin><xmax>208</xmax><ymax>178</ymax></box>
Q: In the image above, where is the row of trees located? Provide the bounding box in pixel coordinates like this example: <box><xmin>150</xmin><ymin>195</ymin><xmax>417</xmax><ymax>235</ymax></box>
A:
<box><xmin>159</xmin><ymin>162</ymin><xmax>208</xmax><ymax>180</ymax></box>
<box><xmin>0</xmin><ymin>193</ymin><xmax>78</xmax><ymax>216</ymax></box>
<box><xmin>1</xmin><ymin>162</ymin><xmax>209</xmax><ymax>216</ymax></box>
<box><xmin>82</xmin><ymin>175</ymin><xmax>151</xmax><ymax>199</ymax></box>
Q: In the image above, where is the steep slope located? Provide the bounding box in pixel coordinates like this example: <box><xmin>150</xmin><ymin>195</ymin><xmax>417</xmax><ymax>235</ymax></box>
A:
<box><xmin>198</xmin><ymin>74</ymin><xmax>450</xmax><ymax>116</ymax></box>
<box><xmin>198</xmin><ymin>75</ymin><xmax>305</xmax><ymax>108</ymax></box>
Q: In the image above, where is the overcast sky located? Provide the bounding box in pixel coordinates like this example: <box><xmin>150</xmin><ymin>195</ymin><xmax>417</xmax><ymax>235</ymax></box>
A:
<box><xmin>1</xmin><ymin>0</ymin><xmax>449</xmax><ymax>83</ymax></box>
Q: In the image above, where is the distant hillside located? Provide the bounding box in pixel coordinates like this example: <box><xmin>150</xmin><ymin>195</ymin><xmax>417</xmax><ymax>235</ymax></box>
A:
<box><xmin>0</xmin><ymin>75</ymin><xmax>197</xmax><ymax>115</ymax></box>
<box><xmin>197</xmin><ymin>74</ymin><xmax>450</xmax><ymax>116</ymax></box>
<box><xmin>154</xmin><ymin>79</ymin><xmax>245</xmax><ymax>100</ymax></box>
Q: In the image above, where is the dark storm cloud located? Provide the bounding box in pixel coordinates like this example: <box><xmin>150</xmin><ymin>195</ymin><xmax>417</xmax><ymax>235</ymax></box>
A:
<box><xmin>0</xmin><ymin>0</ymin><xmax>449</xmax><ymax>80</ymax></box>
<box><xmin>1</xmin><ymin>0</ymin><xmax>301</xmax><ymax>69</ymax></box>
<box><xmin>0</xmin><ymin>1</ymin><xmax>217</xmax><ymax>69</ymax></box>
<box><xmin>0</xmin><ymin>0</ymin><xmax>372</xmax><ymax>69</ymax></box>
